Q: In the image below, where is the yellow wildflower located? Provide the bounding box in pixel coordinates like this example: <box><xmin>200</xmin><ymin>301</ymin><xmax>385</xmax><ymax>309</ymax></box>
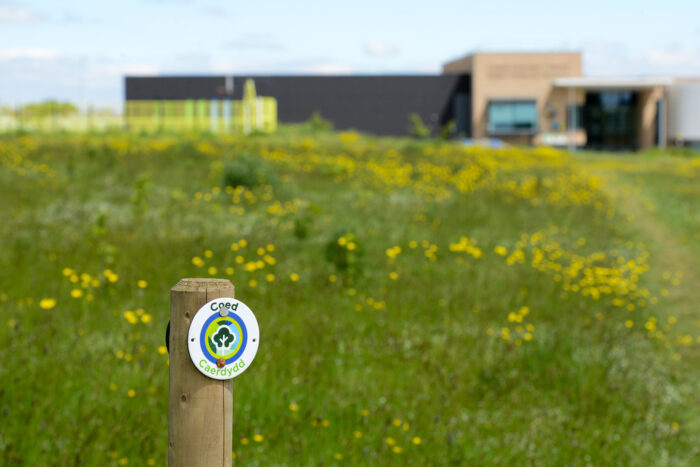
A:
<box><xmin>39</xmin><ymin>298</ymin><xmax>56</xmax><ymax>310</ymax></box>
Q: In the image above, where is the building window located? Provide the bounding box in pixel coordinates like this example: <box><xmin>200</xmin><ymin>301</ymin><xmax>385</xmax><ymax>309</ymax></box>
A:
<box><xmin>487</xmin><ymin>100</ymin><xmax>537</xmax><ymax>135</ymax></box>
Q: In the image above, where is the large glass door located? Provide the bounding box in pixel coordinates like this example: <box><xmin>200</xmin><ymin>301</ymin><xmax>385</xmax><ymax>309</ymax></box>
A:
<box><xmin>583</xmin><ymin>91</ymin><xmax>638</xmax><ymax>151</ymax></box>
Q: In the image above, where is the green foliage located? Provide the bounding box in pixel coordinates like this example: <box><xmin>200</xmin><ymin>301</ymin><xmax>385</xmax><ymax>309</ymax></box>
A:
<box><xmin>17</xmin><ymin>100</ymin><xmax>78</xmax><ymax>118</ymax></box>
<box><xmin>222</xmin><ymin>154</ymin><xmax>279</xmax><ymax>189</ymax></box>
<box><xmin>440</xmin><ymin>120</ymin><xmax>456</xmax><ymax>139</ymax></box>
<box><xmin>408</xmin><ymin>113</ymin><xmax>430</xmax><ymax>139</ymax></box>
<box><xmin>130</xmin><ymin>172</ymin><xmax>152</xmax><ymax>214</ymax></box>
<box><xmin>90</xmin><ymin>211</ymin><xmax>108</xmax><ymax>238</ymax></box>
<box><xmin>293</xmin><ymin>216</ymin><xmax>311</xmax><ymax>240</ymax></box>
<box><xmin>307</xmin><ymin>110</ymin><xmax>333</xmax><ymax>131</ymax></box>
<box><xmin>324</xmin><ymin>230</ymin><xmax>363</xmax><ymax>276</ymax></box>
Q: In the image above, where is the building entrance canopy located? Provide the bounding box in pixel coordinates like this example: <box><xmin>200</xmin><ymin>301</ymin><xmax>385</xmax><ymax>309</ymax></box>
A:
<box><xmin>553</xmin><ymin>77</ymin><xmax>674</xmax><ymax>90</ymax></box>
<box><xmin>554</xmin><ymin>77</ymin><xmax>674</xmax><ymax>151</ymax></box>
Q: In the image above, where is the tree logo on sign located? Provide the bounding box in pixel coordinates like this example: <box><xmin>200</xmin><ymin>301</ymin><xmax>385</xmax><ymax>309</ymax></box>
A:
<box><xmin>202</xmin><ymin>315</ymin><xmax>247</xmax><ymax>363</ymax></box>
<box><xmin>211</xmin><ymin>325</ymin><xmax>236</xmax><ymax>354</ymax></box>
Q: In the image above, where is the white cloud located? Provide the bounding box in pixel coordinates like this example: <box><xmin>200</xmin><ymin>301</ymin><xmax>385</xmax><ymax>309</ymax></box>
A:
<box><xmin>0</xmin><ymin>53</ymin><xmax>160</xmax><ymax>109</ymax></box>
<box><xmin>211</xmin><ymin>58</ymin><xmax>270</xmax><ymax>74</ymax></box>
<box><xmin>0</xmin><ymin>5</ymin><xmax>43</xmax><ymax>22</ymax></box>
<box><xmin>302</xmin><ymin>62</ymin><xmax>352</xmax><ymax>75</ymax></box>
<box><xmin>364</xmin><ymin>38</ymin><xmax>398</xmax><ymax>57</ymax></box>
<box><xmin>224</xmin><ymin>39</ymin><xmax>285</xmax><ymax>51</ymax></box>
<box><xmin>583</xmin><ymin>41</ymin><xmax>700</xmax><ymax>77</ymax></box>
<box><xmin>223</xmin><ymin>33</ymin><xmax>286</xmax><ymax>52</ymax></box>
<box><xmin>104</xmin><ymin>63</ymin><xmax>159</xmax><ymax>76</ymax></box>
<box><xmin>0</xmin><ymin>47</ymin><xmax>58</xmax><ymax>61</ymax></box>
<box><xmin>647</xmin><ymin>46</ymin><xmax>700</xmax><ymax>67</ymax></box>
<box><xmin>211</xmin><ymin>58</ymin><xmax>352</xmax><ymax>75</ymax></box>
<box><xmin>202</xmin><ymin>5</ymin><xmax>230</xmax><ymax>17</ymax></box>
<box><xmin>61</xmin><ymin>9</ymin><xmax>82</xmax><ymax>23</ymax></box>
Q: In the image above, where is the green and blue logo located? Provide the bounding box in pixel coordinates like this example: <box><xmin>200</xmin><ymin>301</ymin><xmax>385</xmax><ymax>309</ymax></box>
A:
<box><xmin>200</xmin><ymin>313</ymin><xmax>248</xmax><ymax>365</ymax></box>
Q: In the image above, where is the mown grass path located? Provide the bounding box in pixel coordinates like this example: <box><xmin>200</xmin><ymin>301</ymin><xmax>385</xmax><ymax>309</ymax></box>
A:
<box><xmin>588</xmin><ymin>158</ymin><xmax>699</xmax><ymax>317</ymax></box>
<box><xmin>584</xmin><ymin>154</ymin><xmax>700</xmax><ymax>443</ymax></box>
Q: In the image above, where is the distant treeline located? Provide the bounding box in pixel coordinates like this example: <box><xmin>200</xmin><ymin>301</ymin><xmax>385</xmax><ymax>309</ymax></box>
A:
<box><xmin>0</xmin><ymin>101</ymin><xmax>116</xmax><ymax>117</ymax></box>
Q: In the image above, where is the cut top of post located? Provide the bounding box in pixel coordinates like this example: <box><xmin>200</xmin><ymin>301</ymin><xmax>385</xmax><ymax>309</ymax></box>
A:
<box><xmin>171</xmin><ymin>278</ymin><xmax>234</xmax><ymax>294</ymax></box>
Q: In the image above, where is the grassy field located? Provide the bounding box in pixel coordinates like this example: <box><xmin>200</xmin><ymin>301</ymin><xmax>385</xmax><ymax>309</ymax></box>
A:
<box><xmin>0</xmin><ymin>128</ymin><xmax>698</xmax><ymax>465</ymax></box>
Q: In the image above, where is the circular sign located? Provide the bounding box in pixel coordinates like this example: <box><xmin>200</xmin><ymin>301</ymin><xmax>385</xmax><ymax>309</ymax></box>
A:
<box><xmin>188</xmin><ymin>297</ymin><xmax>259</xmax><ymax>380</ymax></box>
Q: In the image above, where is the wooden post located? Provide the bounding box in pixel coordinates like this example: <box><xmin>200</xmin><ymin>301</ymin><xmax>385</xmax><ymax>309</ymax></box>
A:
<box><xmin>169</xmin><ymin>278</ymin><xmax>234</xmax><ymax>466</ymax></box>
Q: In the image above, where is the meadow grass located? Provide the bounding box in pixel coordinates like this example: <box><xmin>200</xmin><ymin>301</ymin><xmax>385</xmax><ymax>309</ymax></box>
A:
<box><xmin>0</xmin><ymin>129</ymin><xmax>698</xmax><ymax>465</ymax></box>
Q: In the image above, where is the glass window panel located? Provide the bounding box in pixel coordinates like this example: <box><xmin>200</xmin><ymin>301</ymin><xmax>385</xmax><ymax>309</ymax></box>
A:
<box><xmin>513</xmin><ymin>103</ymin><xmax>536</xmax><ymax>123</ymax></box>
<box><xmin>488</xmin><ymin>101</ymin><xmax>537</xmax><ymax>134</ymax></box>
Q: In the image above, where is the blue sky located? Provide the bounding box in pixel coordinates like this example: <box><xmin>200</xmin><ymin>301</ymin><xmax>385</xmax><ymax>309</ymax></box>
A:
<box><xmin>1</xmin><ymin>0</ymin><xmax>699</xmax><ymax>108</ymax></box>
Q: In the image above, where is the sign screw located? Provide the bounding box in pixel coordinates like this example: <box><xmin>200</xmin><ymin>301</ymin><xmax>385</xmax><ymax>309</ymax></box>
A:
<box><xmin>217</xmin><ymin>358</ymin><xmax>226</xmax><ymax>368</ymax></box>
<box><xmin>219</xmin><ymin>308</ymin><xmax>228</xmax><ymax>317</ymax></box>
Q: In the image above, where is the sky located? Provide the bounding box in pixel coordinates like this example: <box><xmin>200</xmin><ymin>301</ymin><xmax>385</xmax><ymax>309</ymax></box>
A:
<box><xmin>1</xmin><ymin>0</ymin><xmax>699</xmax><ymax>109</ymax></box>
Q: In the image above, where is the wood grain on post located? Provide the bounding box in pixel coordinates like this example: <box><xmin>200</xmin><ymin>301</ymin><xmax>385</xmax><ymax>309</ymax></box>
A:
<box><xmin>169</xmin><ymin>278</ymin><xmax>234</xmax><ymax>467</ymax></box>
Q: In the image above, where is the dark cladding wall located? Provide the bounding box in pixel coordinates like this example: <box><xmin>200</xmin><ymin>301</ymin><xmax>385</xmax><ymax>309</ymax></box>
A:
<box><xmin>125</xmin><ymin>75</ymin><xmax>470</xmax><ymax>136</ymax></box>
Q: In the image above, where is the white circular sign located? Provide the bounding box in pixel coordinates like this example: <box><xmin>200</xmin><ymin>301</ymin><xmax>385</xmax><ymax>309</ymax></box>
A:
<box><xmin>188</xmin><ymin>297</ymin><xmax>259</xmax><ymax>380</ymax></box>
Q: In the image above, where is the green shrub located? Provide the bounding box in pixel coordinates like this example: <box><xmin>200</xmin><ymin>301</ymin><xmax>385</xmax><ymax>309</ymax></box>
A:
<box><xmin>293</xmin><ymin>216</ymin><xmax>311</xmax><ymax>240</ymax></box>
<box><xmin>440</xmin><ymin>120</ymin><xmax>456</xmax><ymax>139</ymax></box>
<box><xmin>308</xmin><ymin>111</ymin><xmax>333</xmax><ymax>131</ymax></box>
<box><xmin>222</xmin><ymin>154</ymin><xmax>279</xmax><ymax>189</ymax></box>
<box><xmin>408</xmin><ymin>113</ymin><xmax>430</xmax><ymax>139</ymax></box>
<box><xmin>325</xmin><ymin>230</ymin><xmax>363</xmax><ymax>276</ymax></box>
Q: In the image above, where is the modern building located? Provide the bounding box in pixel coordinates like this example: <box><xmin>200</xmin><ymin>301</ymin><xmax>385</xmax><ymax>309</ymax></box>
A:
<box><xmin>125</xmin><ymin>52</ymin><xmax>700</xmax><ymax>150</ymax></box>
<box><xmin>125</xmin><ymin>74</ymin><xmax>468</xmax><ymax>137</ymax></box>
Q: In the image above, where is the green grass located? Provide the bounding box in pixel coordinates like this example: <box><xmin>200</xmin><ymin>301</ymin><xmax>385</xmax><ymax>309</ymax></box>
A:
<box><xmin>0</xmin><ymin>130</ymin><xmax>699</xmax><ymax>465</ymax></box>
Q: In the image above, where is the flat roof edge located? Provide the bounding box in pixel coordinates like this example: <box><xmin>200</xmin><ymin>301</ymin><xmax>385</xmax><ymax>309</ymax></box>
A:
<box><xmin>553</xmin><ymin>77</ymin><xmax>675</xmax><ymax>89</ymax></box>
<box><xmin>124</xmin><ymin>73</ymin><xmax>461</xmax><ymax>79</ymax></box>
